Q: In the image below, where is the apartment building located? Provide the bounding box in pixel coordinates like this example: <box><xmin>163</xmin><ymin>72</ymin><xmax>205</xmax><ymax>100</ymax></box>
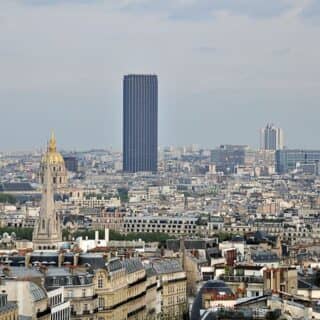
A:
<box><xmin>150</xmin><ymin>259</ymin><xmax>187</xmax><ymax>320</ymax></box>
<box><xmin>0</xmin><ymin>292</ymin><xmax>18</xmax><ymax>320</ymax></box>
<box><xmin>45</xmin><ymin>268</ymin><xmax>98</xmax><ymax>320</ymax></box>
<box><xmin>94</xmin><ymin>258</ymin><xmax>158</xmax><ymax>320</ymax></box>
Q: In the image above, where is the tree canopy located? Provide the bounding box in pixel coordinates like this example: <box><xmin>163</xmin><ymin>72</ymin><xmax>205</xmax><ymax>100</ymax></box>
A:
<box><xmin>0</xmin><ymin>194</ymin><xmax>16</xmax><ymax>204</ymax></box>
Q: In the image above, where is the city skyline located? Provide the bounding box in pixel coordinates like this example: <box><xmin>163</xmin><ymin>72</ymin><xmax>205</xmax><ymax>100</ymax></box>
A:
<box><xmin>3</xmin><ymin>2</ymin><xmax>320</xmax><ymax>320</ymax></box>
<box><xmin>1</xmin><ymin>0</ymin><xmax>320</xmax><ymax>150</ymax></box>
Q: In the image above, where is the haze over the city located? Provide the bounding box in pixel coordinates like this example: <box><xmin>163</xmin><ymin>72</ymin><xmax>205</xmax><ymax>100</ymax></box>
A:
<box><xmin>1</xmin><ymin>0</ymin><xmax>320</xmax><ymax>150</ymax></box>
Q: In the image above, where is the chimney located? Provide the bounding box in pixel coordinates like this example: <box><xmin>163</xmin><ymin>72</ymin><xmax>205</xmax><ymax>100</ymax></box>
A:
<box><xmin>25</xmin><ymin>253</ymin><xmax>31</xmax><ymax>267</ymax></box>
<box><xmin>58</xmin><ymin>253</ymin><xmax>64</xmax><ymax>267</ymax></box>
<box><xmin>73</xmin><ymin>253</ymin><xmax>79</xmax><ymax>266</ymax></box>
<box><xmin>105</xmin><ymin>229</ymin><xmax>109</xmax><ymax>243</ymax></box>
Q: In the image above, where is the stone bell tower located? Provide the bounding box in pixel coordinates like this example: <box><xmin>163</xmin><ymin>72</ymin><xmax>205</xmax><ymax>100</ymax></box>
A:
<box><xmin>33</xmin><ymin>163</ymin><xmax>61</xmax><ymax>251</ymax></box>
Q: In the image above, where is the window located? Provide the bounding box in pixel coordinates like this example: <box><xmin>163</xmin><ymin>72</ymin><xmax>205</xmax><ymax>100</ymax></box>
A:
<box><xmin>98</xmin><ymin>277</ymin><xmax>103</xmax><ymax>288</ymax></box>
<box><xmin>53</xmin><ymin>277</ymin><xmax>59</xmax><ymax>286</ymax></box>
<box><xmin>82</xmin><ymin>289</ymin><xmax>86</xmax><ymax>297</ymax></box>
<box><xmin>98</xmin><ymin>297</ymin><xmax>105</xmax><ymax>309</ymax></box>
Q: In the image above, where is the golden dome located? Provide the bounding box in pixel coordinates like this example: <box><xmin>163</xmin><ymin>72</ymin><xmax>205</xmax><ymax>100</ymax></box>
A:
<box><xmin>41</xmin><ymin>131</ymin><xmax>65</xmax><ymax>166</ymax></box>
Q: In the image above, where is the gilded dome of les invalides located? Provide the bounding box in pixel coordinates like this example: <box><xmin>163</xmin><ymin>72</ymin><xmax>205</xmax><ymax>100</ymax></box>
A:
<box><xmin>40</xmin><ymin>132</ymin><xmax>67</xmax><ymax>190</ymax></box>
<box><xmin>41</xmin><ymin>131</ymin><xmax>65</xmax><ymax>166</ymax></box>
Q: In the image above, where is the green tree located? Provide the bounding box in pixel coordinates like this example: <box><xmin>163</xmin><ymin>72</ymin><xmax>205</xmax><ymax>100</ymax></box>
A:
<box><xmin>64</xmin><ymin>229</ymin><xmax>174</xmax><ymax>245</ymax></box>
<box><xmin>0</xmin><ymin>194</ymin><xmax>16</xmax><ymax>204</ymax></box>
<box><xmin>117</xmin><ymin>188</ymin><xmax>129</xmax><ymax>203</ymax></box>
<box><xmin>0</xmin><ymin>228</ymin><xmax>33</xmax><ymax>240</ymax></box>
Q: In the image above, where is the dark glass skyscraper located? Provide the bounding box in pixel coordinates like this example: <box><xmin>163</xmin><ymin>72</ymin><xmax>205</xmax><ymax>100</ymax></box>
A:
<box><xmin>123</xmin><ymin>74</ymin><xmax>158</xmax><ymax>172</ymax></box>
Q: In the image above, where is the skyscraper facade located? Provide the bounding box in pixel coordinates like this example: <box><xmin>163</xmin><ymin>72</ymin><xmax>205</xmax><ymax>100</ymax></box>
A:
<box><xmin>211</xmin><ymin>145</ymin><xmax>255</xmax><ymax>174</ymax></box>
<box><xmin>260</xmin><ymin>124</ymin><xmax>284</xmax><ymax>150</ymax></box>
<box><xmin>123</xmin><ymin>74</ymin><xmax>158</xmax><ymax>173</ymax></box>
<box><xmin>276</xmin><ymin>149</ymin><xmax>320</xmax><ymax>174</ymax></box>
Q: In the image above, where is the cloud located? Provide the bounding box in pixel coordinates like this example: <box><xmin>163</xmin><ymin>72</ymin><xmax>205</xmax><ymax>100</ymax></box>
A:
<box><xmin>299</xmin><ymin>0</ymin><xmax>320</xmax><ymax>21</ymax></box>
<box><xmin>272</xmin><ymin>48</ymin><xmax>292</xmax><ymax>56</ymax></box>
<box><xmin>0</xmin><ymin>0</ymin><xmax>320</xmax><ymax>150</ymax></box>
<box><xmin>118</xmin><ymin>0</ymin><xmax>296</xmax><ymax>20</ymax></box>
<box><xmin>195</xmin><ymin>46</ymin><xmax>218</xmax><ymax>53</ymax></box>
<box><xmin>15</xmin><ymin>0</ymin><xmax>298</xmax><ymax>20</ymax></box>
<box><xmin>17</xmin><ymin>0</ymin><xmax>103</xmax><ymax>5</ymax></box>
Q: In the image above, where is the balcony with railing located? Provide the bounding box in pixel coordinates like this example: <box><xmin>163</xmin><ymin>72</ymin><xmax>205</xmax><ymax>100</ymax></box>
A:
<box><xmin>66</xmin><ymin>293</ymin><xmax>98</xmax><ymax>302</ymax></box>
<box><xmin>37</xmin><ymin>307</ymin><xmax>51</xmax><ymax>319</ymax></box>
<box><xmin>219</xmin><ymin>275</ymin><xmax>264</xmax><ymax>284</ymax></box>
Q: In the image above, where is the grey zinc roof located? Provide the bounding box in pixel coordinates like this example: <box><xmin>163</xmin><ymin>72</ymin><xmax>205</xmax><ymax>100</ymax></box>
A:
<box><xmin>46</xmin><ymin>267</ymin><xmax>87</xmax><ymax>277</ymax></box>
<box><xmin>0</xmin><ymin>183</ymin><xmax>35</xmax><ymax>192</ymax></box>
<box><xmin>46</xmin><ymin>267</ymin><xmax>71</xmax><ymax>277</ymax></box>
<box><xmin>151</xmin><ymin>259</ymin><xmax>183</xmax><ymax>274</ymax></box>
<box><xmin>252</xmin><ymin>251</ymin><xmax>280</xmax><ymax>262</ymax></box>
<box><xmin>122</xmin><ymin>259</ymin><xmax>144</xmax><ymax>274</ymax></box>
<box><xmin>29</xmin><ymin>282</ymin><xmax>46</xmax><ymax>302</ymax></box>
<box><xmin>105</xmin><ymin>259</ymin><xmax>123</xmax><ymax>273</ymax></box>
<box><xmin>0</xmin><ymin>302</ymin><xmax>17</xmax><ymax>313</ymax></box>
<box><xmin>145</xmin><ymin>266</ymin><xmax>157</xmax><ymax>277</ymax></box>
<box><xmin>191</xmin><ymin>280</ymin><xmax>234</xmax><ymax>320</ymax></box>
<box><xmin>32</xmin><ymin>252</ymin><xmax>59</xmax><ymax>257</ymax></box>
<box><xmin>0</xmin><ymin>266</ymin><xmax>43</xmax><ymax>278</ymax></box>
<box><xmin>79</xmin><ymin>253</ymin><xmax>106</xmax><ymax>269</ymax></box>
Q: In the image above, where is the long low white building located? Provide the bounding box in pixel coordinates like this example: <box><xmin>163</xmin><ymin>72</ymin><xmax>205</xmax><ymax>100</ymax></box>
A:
<box><xmin>124</xmin><ymin>215</ymin><xmax>199</xmax><ymax>235</ymax></box>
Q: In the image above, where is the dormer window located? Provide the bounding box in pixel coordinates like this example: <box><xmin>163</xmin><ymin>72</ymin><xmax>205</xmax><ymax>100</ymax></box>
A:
<box><xmin>53</xmin><ymin>277</ymin><xmax>59</xmax><ymax>286</ymax></box>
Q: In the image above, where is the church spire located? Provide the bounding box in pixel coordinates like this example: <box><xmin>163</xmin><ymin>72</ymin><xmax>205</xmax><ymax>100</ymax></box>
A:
<box><xmin>48</xmin><ymin>130</ymin><xmax>57</xmax><ymax>153</ymax></box>
<box><xmin>40</xmin><ymin>163</ymin><xmax>54</xmax><ymax>218</ymax></box>
<box><xmin>33</xmin><ymin>162</ymin><xmax>61</xmax><ymax>250</ymax></box>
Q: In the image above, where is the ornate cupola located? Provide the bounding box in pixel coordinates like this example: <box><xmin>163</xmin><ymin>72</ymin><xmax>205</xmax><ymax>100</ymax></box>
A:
<box><xmin>40</xmin><ymin>131</ymin><xmax>67</xmax><ymax>191</ymax></box>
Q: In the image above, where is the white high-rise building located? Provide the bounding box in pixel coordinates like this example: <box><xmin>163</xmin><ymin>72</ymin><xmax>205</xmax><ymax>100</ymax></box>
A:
<box><xmin>260</xmin><ymin>124</ymin><xmax>284</xmax><ymax>150</ymax></box>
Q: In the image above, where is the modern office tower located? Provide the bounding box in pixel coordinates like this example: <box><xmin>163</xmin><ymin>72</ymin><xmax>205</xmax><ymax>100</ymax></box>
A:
<box><xmin>276</xmin><ymin>149</ymin><xmax>320</xmax><ymax>174</ymax></box>
<box><xmin>211</xmin><ymin>145</ymin><xmax>255</xmax><ymax>174</ymax></box>
<box><xmin>260</xmin><ymin>124</ymin><xmax>284</xmax><ymax>150</ymax></box>
<box><xmin>63</xmin><ymin>156</ymin><xmax>78</xmax><ymax>173</ymax></box>
<box><xmin>123</xmin><ymin>74</ymin><xmax>158</xmax><ymax>173</ymax></box>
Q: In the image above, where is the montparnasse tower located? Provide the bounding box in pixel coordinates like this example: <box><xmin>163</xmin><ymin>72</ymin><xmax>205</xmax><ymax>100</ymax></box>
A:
<box><xmin>40</xmin><ymin>131</ymin><xmax>67</xmax><ymax>191</ymax></box>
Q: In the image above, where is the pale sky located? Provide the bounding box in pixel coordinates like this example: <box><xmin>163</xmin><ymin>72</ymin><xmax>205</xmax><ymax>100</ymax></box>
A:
<box><xmin>1</xmin><ymin>0</ymin><xmax>320</xmax><ymax>151</ymax></box>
